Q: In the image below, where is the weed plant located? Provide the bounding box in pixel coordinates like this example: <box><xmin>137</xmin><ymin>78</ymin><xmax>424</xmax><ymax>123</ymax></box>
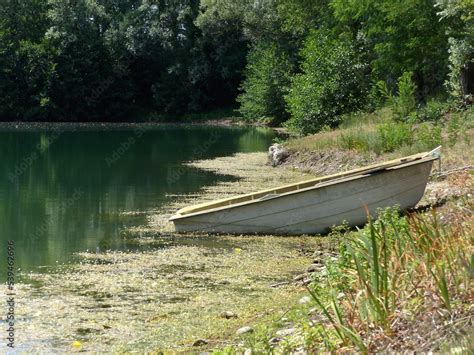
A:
<box><xmin>307</xmin><ymin>206</ymin><xmax>473</xmax><ymax>351</ymax></box>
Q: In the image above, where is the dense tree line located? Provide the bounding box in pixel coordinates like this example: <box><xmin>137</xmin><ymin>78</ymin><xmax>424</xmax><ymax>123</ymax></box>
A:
<box><xmin>0</xmin><ymin>0</ymin><xmax>247</xmax><ymax>121</ymax></box>
<box><xmin>0</xmin><ymin>0</ymin><xmax>472</xmax><ymax>131</ymax></box>
<box><xmin>233</xmin><ymin>0</ymin><xmax>473</xmax><ymax>134</ymax></box>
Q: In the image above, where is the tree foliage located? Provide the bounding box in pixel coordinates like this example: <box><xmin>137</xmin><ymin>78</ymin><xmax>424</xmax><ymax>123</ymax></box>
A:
<box><xmin>0</xmin><ymin>0</ymin><xmax>246</xmax><ymax>121</ymax></box>
<box><xmin>331</xmin><ymin>0</ymin><xmax>450</xmax><ymax>97</ymax></box>
<box><xmin>436</xmin><ymin>0</ymin><xmax>474</xmax><ymax>100</ymax></box>
<box><xmin>285</xmin><ymin>30</ymin><xmax>368</xmax><ymax>135</ymax></box>
<box><xmin>0</xmin><ymin>0</ymin><xmax>53</xmax><ymax>119</ymax></box>
<box><xmin>237</xmin><ymin>43</ymin><xmax>292</xmax><ymax>124</ymax></box>
<box><xmin>0</xmin><ymin>0</ymin><xmax>471</xmax><ymax>125</ymax></box>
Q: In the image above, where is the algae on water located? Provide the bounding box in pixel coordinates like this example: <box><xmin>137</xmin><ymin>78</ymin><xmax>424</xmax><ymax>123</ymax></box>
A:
<box><xmin>9</xmin><ymin>152</ymin><xmax>330</xmax><ymax>352</ymax></box>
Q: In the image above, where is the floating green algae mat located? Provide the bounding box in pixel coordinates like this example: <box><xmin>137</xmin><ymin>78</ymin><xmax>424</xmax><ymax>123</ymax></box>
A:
<box><xmin>14</xmin><ymin>234</ymin><xmax>329</xmax><ymax>352</ymax></box>
<box><xmin>9</xmin><ymin>151</ymin><xmax>327</xmax><ymax>352</ymax></box>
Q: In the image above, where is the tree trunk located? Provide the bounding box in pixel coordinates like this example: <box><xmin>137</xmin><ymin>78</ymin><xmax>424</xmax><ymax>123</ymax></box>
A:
<box><xmin>460</xmin><ymin>53</ymin><xmax>474</xmax><ymax>99</ymax></box>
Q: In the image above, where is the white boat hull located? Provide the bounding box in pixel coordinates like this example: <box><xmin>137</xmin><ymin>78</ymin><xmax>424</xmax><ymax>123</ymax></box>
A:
<box><xmin>170</xmin><ymin>158</ymin><xmax>434</xmax><ymax>235</ymax></box>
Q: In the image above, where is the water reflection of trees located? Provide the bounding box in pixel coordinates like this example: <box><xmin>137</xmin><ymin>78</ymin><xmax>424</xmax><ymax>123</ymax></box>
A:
<box><xmin>0</xmin><ymin>126</ymin><xmax>275</xmax><ymax>274</ymax></box>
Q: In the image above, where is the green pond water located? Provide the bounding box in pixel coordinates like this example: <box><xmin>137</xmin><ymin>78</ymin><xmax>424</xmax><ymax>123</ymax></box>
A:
<box><xmin>0</xmin><ymin>124</ymin><xmax>277</xmax><ymax>277</ymax></box>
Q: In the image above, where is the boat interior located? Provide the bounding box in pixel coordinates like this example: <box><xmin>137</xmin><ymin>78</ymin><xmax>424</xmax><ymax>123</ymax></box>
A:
<box><xmin>172</xmin><ymin>149</ymin><xmax>440</xmax><ymax>218</ymax></box>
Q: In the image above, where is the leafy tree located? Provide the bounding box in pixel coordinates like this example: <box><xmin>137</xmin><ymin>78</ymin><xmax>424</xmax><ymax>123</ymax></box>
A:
<box><xmin>197</xmin><ymin>0</ymin><xmax>281</xmax><ymax>43</ymax></box>
<box><xmin>124</xmin><ymin>0</ymin><xmax>244</xmax><ymax>115</ymax></box>
<box><xmin>45</xmin><ymin>0</ymin><xmax>133</xmax><ymax>120</ymax></box>
<box><xmin>0</xmin><ymin>0</ymin><xmax>253</xmax><ymax>121</ymax></box>
<box><xmin>285</xmin><ymin>29</ymin><xmax>368</xmax><ymax>134</ymax></box>
<box><xmin>237</xmin><ymin>43</ymin><xmax>293</xmax><ymax>124</ymax></box>
<box><xmin>436</xmin><ymin>0</ymin><xmax>474</xmax><ymax>100</ymax></box>
<box><xmin>331</xmin><ymin>0</ymin><xmax>450</xmax><ymax>98</ymax></box>
<box><xmin>0</xmin><ymin>0</ymin><xmax>469</xmax><ymax>123</ymax></box>
<box><xmin>195</xmin><ymin>18</ymin><xmax>248</xmax><ymax>109</ymax></box>
<box><xmin>0</xmin><ymin>0</ymin><xmax>53</xmax><ymax>119</ymax></box>
<box><xmin>276</xmin><ymin>0</ymin><xmax>333</xmax><ymax>36</ymax></box>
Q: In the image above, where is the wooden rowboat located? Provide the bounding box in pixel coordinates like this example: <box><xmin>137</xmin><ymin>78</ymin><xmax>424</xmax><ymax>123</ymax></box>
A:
<box><xmin>169</xmin><ymin>148</ymin><xmax>440</xmax><ymax>235</ymax></box>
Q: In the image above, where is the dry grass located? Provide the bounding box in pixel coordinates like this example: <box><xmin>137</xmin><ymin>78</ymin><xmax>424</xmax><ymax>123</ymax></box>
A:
<box><xmin>281</xmin><ymin>107</ymin><xmax>473</xmax><ymax>177</ymax></box>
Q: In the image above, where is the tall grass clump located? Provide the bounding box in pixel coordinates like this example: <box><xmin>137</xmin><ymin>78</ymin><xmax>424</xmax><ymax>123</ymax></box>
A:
<box><xmin>339</xmin><ymin>121</ymin><xmax>413</xmax><ymax>154</ymax></box>
<box><xmin>308</xmin><ymin>206</ymin><xmax>473</xmax><ymax>351</ymax></box>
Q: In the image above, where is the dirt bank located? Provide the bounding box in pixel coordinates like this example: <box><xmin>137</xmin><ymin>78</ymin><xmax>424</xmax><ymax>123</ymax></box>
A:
<box><xmin>276</xmin><ymin>139</ymin><xmax>473</xmax><ymax>208</ymax></box>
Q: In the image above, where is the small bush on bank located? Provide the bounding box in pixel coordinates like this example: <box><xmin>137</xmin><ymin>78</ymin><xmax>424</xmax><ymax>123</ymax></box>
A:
<box><xmin>447</xmin><ymin>107</ymin><xmax>474</xmax><ymax>146</ymax></box>
<box><xmin>392</xmin><ymin>71</ymin><xmax>417</xmax><ymax>121</ymax></box>
<box><xmin>416</xmin><ymin>122</ymin><xmax>442</xmax><ymax>149</ymax></box>
<box><xmin>339</xmin><ymin>121</ymin><xmax>413</xmax><ymax>154</ymax></box>
<box><xmin>416</xmin><ymin>99</ymin><xmax>452</xmax><ymax>122</ymax></box>
<box><xmin>377</xmin><ymin>122</ymin><xmax>413</xmax><ymax>152</ymax></box>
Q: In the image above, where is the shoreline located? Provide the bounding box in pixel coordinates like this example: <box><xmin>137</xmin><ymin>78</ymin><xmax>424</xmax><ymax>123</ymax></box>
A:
<box><xmin>9</xmin><ymin>151</ymin><xmax>331</xmax><ymax>352</ymax></box>
<box><xmin>0</xmin><ymin>119</ymin><xmax>243</xmax><ymax>129</ymax></box>
<box><xmin>4</xmin><ymin>129</ymin><xmax>472</xmax><ymax>352</ymax></box>
<box><xmin>0</xmin><ymin>118</ymin><xmax>289</xmax><ymax>134</ymax></box>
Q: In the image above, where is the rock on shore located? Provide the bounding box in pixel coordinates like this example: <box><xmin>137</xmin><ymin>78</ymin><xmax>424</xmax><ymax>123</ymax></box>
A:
<box><xmin>268</xmin><ymin>144</ymin><xmax>289</xmax><ymax>167</ymax></box>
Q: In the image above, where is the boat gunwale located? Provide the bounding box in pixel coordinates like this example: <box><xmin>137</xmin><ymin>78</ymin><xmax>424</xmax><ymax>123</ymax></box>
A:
<box><xmin>169</xmin><ymin>155</ymin><xmax>437</xmax><ymax>221</ymax></box>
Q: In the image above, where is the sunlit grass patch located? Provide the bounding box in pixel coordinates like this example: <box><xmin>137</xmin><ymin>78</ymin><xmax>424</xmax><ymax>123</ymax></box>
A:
<box><xmin>284</xmin><ymin>106</ymin><xmax>473</xmax><ymax>163</ymax></box>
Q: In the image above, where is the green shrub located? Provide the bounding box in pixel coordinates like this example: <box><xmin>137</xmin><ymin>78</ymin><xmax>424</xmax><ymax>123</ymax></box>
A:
<box><xmin>416</xmin><ymin>100</ymin><xmax>448</xmax><ymax>122</ymax></box>
<box><xmin>447</xmin><ymin>107</ymin><xmax>473</xmax><ymax>146</ymax></box>
<box><xmin>437</xmin><ymin>1</ymin><xmax>474</xmax><ymax>101</ymax></box>
<box><xmin>415</xmin><ymin>122</ymin><xmax>442</xmax><ymax>150</ymax></box>
<box><xmin>337</xmin><ymin>121</ymin><xmax>413</xmax><ymax>154</ymax></box>
<box><xmin>392</xmin><ymin>71</ymin><xmax>417</xmax><ymax>121</ymax></box>
<box><xmin>285</xmin><ymin>29</ymin><xmax>369</xmax><ymax>135</ymax></box>
<box><xmin>339</xmin><ymin>130</ymin><xmax>378</xmax><ymax>152</ymax></box>
<box><xmin>238</xmin><ymin>43</ymin><xmax>293</xmax><ymax>124</ymax></box>
<box><xmin>369</xmin><ymin>80</ymin><xmax>393</xmax><ymax>110</ymax></box>
<box><xmin>376</xmin><ymin>122</ymin><xmax>413</xmax><ymax>153</ymax></box>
